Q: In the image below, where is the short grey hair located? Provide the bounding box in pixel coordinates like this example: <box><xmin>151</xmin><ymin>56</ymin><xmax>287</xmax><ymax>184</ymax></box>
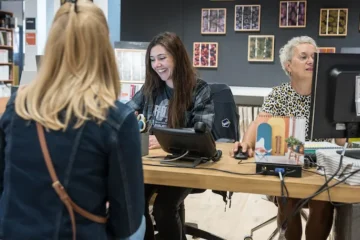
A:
<box><xmin>279</xmin><ymin>36</ymin><xmax>317</xmax><ymax>76</ymax></box>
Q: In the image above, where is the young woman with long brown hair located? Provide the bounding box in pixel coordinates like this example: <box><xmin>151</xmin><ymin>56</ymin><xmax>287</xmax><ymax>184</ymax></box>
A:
<box><xmin>127</xmin><ymin>32</ymin><xmax>215</xmax><ymax>240</ymax></box>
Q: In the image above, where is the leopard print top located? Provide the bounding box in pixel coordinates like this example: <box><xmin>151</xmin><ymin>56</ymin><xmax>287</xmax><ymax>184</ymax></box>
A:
<box><xmin>261</xmin><ymin>82</ymin><xmax>315</xmax><ymax>141</ymax></box>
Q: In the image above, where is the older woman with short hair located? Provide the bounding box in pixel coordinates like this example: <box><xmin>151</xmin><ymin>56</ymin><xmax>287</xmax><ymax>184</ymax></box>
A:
<box><xmin>232</xmin><ymin>36</ymin><xmax>342</xmax><ymax>240</ymax></box>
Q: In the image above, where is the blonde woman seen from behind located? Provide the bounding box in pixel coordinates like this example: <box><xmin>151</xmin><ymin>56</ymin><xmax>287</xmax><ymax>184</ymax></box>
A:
<box><xmin>0</xmin><ymin>1</ymin><xmax>145</xmax><ymax>240</ymax></box>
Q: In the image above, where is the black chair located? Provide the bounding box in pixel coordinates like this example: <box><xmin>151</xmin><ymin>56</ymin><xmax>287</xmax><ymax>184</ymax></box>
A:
<box><xmin>209</xmin><ymin>83</ymin><xmax>240</xmax><ymax>143</ymax></box>
<box><xmin>182</xmin><ymin>83</ymin><xmax>240</xmax><ymax>240</ymax></box>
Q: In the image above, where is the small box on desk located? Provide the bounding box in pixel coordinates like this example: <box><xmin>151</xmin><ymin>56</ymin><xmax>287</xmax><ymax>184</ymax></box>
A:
<box><xmin>141</xmin><ymin>132</ymin><xmax>149</xmax><ymax>156</ymax></box>
<box><xmin>256</xmin><ymin>162</ymin><xmax>302</xmax><ymax>178</ymax></box>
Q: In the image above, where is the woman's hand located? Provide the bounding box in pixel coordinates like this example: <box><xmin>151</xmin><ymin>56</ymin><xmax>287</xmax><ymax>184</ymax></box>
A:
<box><xmin>149</xmin><ymin>135</ymin><xmax>161</xmax><ymax>149</ymax></box>
<box><xmin>231</xmin><ymin>141</ymin><xmax>254</xmax><ymax>157</ymax></box>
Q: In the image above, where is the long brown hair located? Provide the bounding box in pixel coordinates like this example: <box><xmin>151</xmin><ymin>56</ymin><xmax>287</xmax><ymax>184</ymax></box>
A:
<box><xmin>143</xmin><ymin>32</ymin><xmax>196</xmax><ymax>128</ymax></box>
<box><xmin>15</xmin><ymin>1</ymin><xmax>120</xmax><ymax>130</ymax></box>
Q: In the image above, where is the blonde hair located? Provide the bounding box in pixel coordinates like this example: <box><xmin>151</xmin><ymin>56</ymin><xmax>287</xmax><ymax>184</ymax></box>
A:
<box><xmin>15</xmin><ymin>1</ymin><xmax>120</xmax><ymax>131</ymax></box>
<box><xmin>279</xmin><ymin>36</ymin><xmax>317</xmax><ymax>76</ymax></box>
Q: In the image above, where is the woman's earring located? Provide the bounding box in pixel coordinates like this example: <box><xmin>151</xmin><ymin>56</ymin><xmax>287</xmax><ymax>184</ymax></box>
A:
<box><xmin>288</xmin><ymin>71</ymin><xmax>292</xmax><ymax>76</ymax></box>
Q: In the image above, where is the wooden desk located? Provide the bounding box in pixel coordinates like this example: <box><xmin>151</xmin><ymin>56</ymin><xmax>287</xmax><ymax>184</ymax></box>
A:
<box><xmin>143</xmin><ymin>143</ymin><xmax>360</xmax><ymax>203</ymax></box>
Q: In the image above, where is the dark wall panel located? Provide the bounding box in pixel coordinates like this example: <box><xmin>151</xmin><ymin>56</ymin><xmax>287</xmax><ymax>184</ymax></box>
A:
<box><xmin>121</xmin><ymin>0</ymin><xmax>360</xmax><ymax>87</ymax></box>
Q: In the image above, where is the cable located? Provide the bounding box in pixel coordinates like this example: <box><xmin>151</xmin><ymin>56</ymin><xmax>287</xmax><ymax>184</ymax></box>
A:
<box><xmin>160</xmin><ymin>150</ymin><xmax>189</xmax><ymax>162</ymax></box>
<box><xmin>307</xmin><ymin>168</ymin><xmax>360</xmax><ymax>201</ymax></box>
<box><xmin>281</xmin><ymin>140</ymin><xmax>349</xmax><ymax>229</ymax></box>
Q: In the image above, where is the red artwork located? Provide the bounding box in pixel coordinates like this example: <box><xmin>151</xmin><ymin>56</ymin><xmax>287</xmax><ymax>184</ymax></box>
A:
<box><xmin>193</xmin><ymin>42</ymin><xmax>218</xmax><ymax>68</ymax></box>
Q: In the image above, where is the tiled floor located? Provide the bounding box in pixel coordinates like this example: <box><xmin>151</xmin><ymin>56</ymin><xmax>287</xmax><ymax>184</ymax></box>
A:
<box><xmin>184</xmin><ymin>191</ymin><xmax>334</xmax><ymax>240</ymax></box>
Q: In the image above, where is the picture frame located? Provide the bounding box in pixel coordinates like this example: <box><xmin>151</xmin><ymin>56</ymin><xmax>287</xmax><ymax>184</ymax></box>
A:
<box><xmin>248</xmin><ymin>35</ymin><xmax>275</xmax><ymax>62</ymax></box>
<box><xmin>193</xmin><ymin>42</ymin><xmax>218</xmax><ymax>68</ymax></box>
<box><xmin>114</xmin><ymin>49</ymin><xmax>146</xmax><ymax>83</ymax></box>
<box><xmin>318</xmin><ymin>47</ymin><xmax>336</xmax><ymax>53</ymax></box>
<box><xmin>234</xmin><ymin>5</ymin><xmax>261</xmax><ymax>31</ymax></box>
<box><xmin>319</xmin><ymin>8</ymin><xmax>348</xmax><ymax>36</ymax></box>
<box><xmin>201</xmin><ymin>8</ymin><xmax>226</xmax><ymax>34</ymax></box>
<box><xmin>279</xmin><ymin>1</ymin><xmax>307</xmax><ymax>28</ymax></box>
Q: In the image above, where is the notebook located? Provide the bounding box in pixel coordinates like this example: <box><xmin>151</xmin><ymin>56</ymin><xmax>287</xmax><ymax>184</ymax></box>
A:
<box><xmin>255</xmin><ymin>115</ymin><xmax>306</xmax><ymax>166</ymax></box>
<box><xmin>304</xmin><ymin>141</ymin><xmax>342</xmax><ymax>154</ymax></box>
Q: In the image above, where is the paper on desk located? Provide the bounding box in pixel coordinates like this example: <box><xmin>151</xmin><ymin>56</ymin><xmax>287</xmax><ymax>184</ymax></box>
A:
<box><xmin>317</xmin><ymin>149</ymin><xmax>360</xmax><ymax>186</ymax></box>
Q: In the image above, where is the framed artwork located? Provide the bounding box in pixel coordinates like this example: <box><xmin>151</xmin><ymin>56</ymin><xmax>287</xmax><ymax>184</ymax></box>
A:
<box><xmin>318</xmin><ymin>47</ymin><xmax>336</xmax><ymax>53</ymax></box>
<box><xmin>319</xmin><ymin>8</ymin><xmax>348</xmax><ymax>36</ymax></box>
<box><xmin>234</xmin><ymin>5</ymin><xmax>261</xmax><ymax>31</ymax></box>
<box><xmin>193</xmin><ymin>42</ymin><xmax>218</xmax><ymax>68</ymax></box>
<box><xmin>248</xmin><ymin>35</ymin><xmax>275</xmax><ymax>62</ymax></box>
<box><xmin>279</xmin><ymin>1</ymin><xmax>306</xmax><ymax>28</ymax></box>
<box><xmin>201</xmin><ymin>8</ymin><xmax>226</xmax><ymax>34</ymax></box>
<box><xmin>114</xmin><ymin>49</ymin><xmax>146</xmax><ymax>83</ymax></box>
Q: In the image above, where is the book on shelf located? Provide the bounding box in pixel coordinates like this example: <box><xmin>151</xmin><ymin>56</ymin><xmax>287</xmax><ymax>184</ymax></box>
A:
<box><xmin>119</xmin><ymin>83</ymin><xmax>143</xmax><ymax>103</ymax></box>
<box><xmin>0</xmin><ymin>49</ymin><xmax>8</xmax><ymax>63</ymax></box>
<box><xmin>0</xmin><ymin>11</ymin><xmax>15</xmax><ymax>29</ymax></box>
<box><xmin>0</xmin><ymin>31</ymin><xmax>11</xmax><ymax>46</ymax></box>
<box><xmin>0</xmin><ymin>65</ymin><xmax>9</xmax><ymax>80</ymax></box>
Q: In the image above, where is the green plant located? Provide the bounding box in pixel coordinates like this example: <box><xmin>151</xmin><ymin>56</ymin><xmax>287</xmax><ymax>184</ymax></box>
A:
<box><xmin>285</xmin><ymin>136</ymin><xmax>303</xmax><ymax>147</ymax></box>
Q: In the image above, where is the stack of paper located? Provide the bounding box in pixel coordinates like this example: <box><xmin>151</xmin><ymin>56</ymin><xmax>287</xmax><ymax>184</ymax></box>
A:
<box><xmin>316</xmin><ymin>149</ymin><xmax>360</xmax><ymax>186</ymax></box>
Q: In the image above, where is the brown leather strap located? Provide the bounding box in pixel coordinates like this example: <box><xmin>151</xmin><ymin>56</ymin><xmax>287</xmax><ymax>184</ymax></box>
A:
<box><xmin>36</xmin><ymin>122</ymin><xmax>107</xmax><ymax>240</ymax></box>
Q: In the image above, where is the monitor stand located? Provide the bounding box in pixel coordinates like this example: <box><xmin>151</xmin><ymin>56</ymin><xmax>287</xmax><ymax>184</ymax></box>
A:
<box><xmin>335</xmin><ymin>123</ymin><xmax>360</xmax><ymax>159</ymax></box>
<box><xmin>160</xmin><ymin>155</ymin><xmax>204</xmax><ymax>168</ymax></box>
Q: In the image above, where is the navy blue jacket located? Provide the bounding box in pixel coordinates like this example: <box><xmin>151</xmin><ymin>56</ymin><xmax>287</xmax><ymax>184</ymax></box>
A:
<box><xmin>0</xmin><ymin>94</ymin><xmax>144</xmax><ymax>240</ymax></box>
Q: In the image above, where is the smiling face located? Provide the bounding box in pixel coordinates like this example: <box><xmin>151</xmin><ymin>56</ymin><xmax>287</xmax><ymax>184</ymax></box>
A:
<box><xmin>286</xmin><ymin>43</ymin><xmax>316</xmax><ymax>82</ymax></box>
<box><xmin>150</xmin><ymin>45</ymin><xmax>175</xmax><ymax>87</ymax></box>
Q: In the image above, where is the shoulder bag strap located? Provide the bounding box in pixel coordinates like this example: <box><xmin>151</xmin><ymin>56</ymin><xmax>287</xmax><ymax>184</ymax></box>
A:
<box><xmin>35</xmin><ymin>122</ymin><xmax>107</xmax><ymax>240</ymax></box>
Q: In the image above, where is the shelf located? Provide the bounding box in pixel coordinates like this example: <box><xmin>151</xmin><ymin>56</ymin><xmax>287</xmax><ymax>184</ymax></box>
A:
<box><xmin>0</xmin><ymin>45</ymin><xmax>12</xmax><ymax>49</ymax></box>
<box><xmin>0</xmin><ymin>11</ymin><xmax>13</xmax><ymax>16</ymax></box>
<box><xmin>0</xmin><ymin>28</ymin><xmax>13</xmax><ymax>32</ymax></box>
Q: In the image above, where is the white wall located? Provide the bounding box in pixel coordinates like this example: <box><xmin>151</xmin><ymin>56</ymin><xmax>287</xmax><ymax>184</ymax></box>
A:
<box><xmin>37</xmin><ymin>1</ymin><xmax>46</xmax><ymax>55</ymax></box>
<box><xmin>23</xmin><ymin>0</ymin><xmax>37</xmax><ymax>71</ymax></box>
<box><xmin>23</xmin><ymin>0</ymin><xmax>110</xmax><ymax>71</ymax></box>
<box><xmin>93</xmin><ymin>0</ymin><xmax>108</xmax><ymax>19</ymax></box>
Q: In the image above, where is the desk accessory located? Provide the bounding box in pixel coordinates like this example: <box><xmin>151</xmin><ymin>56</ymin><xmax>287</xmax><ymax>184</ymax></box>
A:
<box><xmin>136</xmin><ymin>114</ymin><xmax>149</xmax><ymax>156</ymax></box>
<box><xmin>255</xmin><ymin>115</ymin><xmax>306</xmax><ymax>177</ymax></box>
<box><xmin>137</xmin><ymin>114</ymin><xmax>146</xmax><ymax>133</ymax></box>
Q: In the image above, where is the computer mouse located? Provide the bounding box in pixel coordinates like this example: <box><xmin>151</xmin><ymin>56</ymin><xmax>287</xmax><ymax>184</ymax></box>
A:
<box><xmin>234</xmin><ymin>146</ymin><xmax>249</xmax><ymax>160</ymax></box>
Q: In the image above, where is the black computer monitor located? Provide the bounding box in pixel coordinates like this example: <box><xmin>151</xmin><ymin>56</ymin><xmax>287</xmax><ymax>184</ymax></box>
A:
<box><xmin>309</xmin><ymin>53</ymin><xmax>360</xmax><ymax>141</ymax></box>
<box><xmin>152</xmin><ymin>122</ymin><xmax>222</xmax><ymax>167</ymax></box>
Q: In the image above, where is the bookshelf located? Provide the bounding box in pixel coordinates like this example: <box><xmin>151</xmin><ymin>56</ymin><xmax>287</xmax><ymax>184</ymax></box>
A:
<box><xmin>0</xmin><ymin>10</ymin><xmax>14</xmax><ymax>83</ymax></box>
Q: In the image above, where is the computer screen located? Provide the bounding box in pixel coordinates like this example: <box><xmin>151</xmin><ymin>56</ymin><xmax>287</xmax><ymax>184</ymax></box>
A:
<box><xmin>152</xmin><ymin>124</ymin><xmax>221</xmax><ymax>166</ymax></box>
<box><xmin>309</xmin><ymin>53</ymin><xmax>360</xmax><ymax>140</ymax></box>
